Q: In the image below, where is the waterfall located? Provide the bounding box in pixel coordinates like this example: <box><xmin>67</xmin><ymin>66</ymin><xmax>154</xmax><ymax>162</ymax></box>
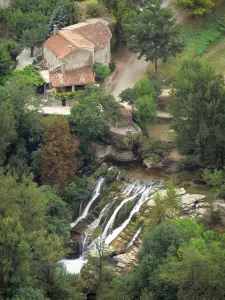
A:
<box><xmin>62</xmin><ymin>177</ymin><xmax>159</xmax><ymax>275</ymax></box>
<box><xmin>105</xmin><ymin>184</ymin><xmax>155</xmax><ymax>245</ymax></box>
<box><xmin>70</xmin><ymin>177</ymin><xmax>105</xmax><ymax>228</ymax></box>
<box><xmin>102</xmin><ymin>182</ymin><xmax>146</xmax><ymax>241</ymax></box>
<box><xmin>127</xmin><ymin>227</ymin><xmax>142</xmax><ymax>249</ymax></box>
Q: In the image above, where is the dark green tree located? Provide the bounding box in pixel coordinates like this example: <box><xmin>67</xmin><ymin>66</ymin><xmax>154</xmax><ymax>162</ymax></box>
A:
<box><xmin>0</xmin><ymin>43</ymin><xmax>12</xmax><ymax>83</ymax></box>
<box><xmin>169</xmin><ymin>58</ymin><xmax>225</xmax><ymax>165</ymax></box>
<box><xmin>124</xmin><ymin>0</ymin><xmax>183</xmax><ymax>72</ymax></box>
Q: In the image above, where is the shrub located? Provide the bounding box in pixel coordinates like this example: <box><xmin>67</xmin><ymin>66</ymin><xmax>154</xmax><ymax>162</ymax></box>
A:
<box><xmin>139</xmin><ymin>138</ymin><xmax>172</xmax><ymax>160</ymax></box>
<box><xmin>180</xmin><ymin>156</ymin><xmax>198</xmax><ymax>170</ymax></box>
<box><xmin>86</xmin><ymin>3</ymin><xmax>103</xmax><ymax>17</ymax></box>
<box><xmin>109</xmin><ymin>60</ymin><xmax>116</xmax><ymax>72</ymax></box>
<box><xmin>93</xmin><ymin>62</ymin><xmax>110</xmax><ymax>82</ymax></box>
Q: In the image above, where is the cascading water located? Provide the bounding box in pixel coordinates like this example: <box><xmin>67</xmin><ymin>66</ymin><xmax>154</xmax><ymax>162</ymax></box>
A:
<box><xmin>70</xmin><ymin>177</ymin><xmax>105</xmax><ymax>228</ymax></box>
<box><xmin>62</xmin><ymin>176</ymin><xmax>159</xmax><ymax>275</ymax></box>
<box><xmin>127</xmin><ymin>227</ymin><xmax>142</xmax><ymax>249</ymax></box>
<box><xmin>105</xmin><ymin>183</ymin><xmax>155</xmax><ymax>245</ymax></box>
<box><xmin>101</xmin><ymin>182</ymin><xmax>145</xmax><ymax>241</ymax></box>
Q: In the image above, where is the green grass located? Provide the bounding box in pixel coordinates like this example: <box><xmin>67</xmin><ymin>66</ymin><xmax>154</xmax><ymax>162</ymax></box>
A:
<box><xmin>147</xmin><ymin>2</ymin><xmax>225</xmax><ymax>81</ymax></box>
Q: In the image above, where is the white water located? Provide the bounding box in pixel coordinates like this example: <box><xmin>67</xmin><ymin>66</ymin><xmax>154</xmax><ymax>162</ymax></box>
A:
<box><xmin>70</xmin><ymin>177</ymin><xmax>105</xmax><ymax>228</ymax></box>
<box><xmin>102</xmin><ymin>183</ymin><xmax>145</xmax><ymax>242</ymax></box>
<box><xmin>63</xmin><ymin>202</ymin><xmax>111</xmax><ymax>274</ymax></box>
<box><xmin>60</xmin><ymin>257</ymin><xmax>87</xmax><ymax>274</ymax></box>
<box><xmin>105</xmin><ymin>184</ymin><xmax>154</xmax><ymax>245</ymax></box>
<box><xmin>127</xmin><ymin>227</ymin><xmax>142</xmax><ymax>249</ymax></box>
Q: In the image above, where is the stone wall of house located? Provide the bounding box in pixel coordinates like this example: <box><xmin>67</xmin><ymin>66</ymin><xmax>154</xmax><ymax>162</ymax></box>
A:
<box><xmin>0</xmin><ymin>0</ymin><xmax>10</xmax><ymax>8</ymax></box>
<box><xmin>94</xmin><ymin>41</ymin><xmax>111</xmax><ymax>66</ymax></box>
<box><xmin>44</xmin><ymin>47</ymin><xmax>94</xmax><ymax>71</ymax></box>
<box><xmin>63</xmin><ymin>48</ymin><xmax>94</xmax><ymax>71</ymax></box>
<box><xmin>44</xmin><ymin>47</ymin><xmax>61</xmax><ymax>70</ymax></box>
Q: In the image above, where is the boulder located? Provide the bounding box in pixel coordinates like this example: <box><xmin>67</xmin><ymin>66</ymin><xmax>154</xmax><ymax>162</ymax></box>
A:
<box><xmin>181</xmin><ymin>194</ymin><xmax>206</xmax><ymax>211</ymax></box>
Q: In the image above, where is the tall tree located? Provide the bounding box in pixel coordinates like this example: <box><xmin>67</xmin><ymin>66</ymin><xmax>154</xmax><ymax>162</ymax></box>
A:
<box><xmin>169</xmin><ymin>58</ymin><xmax>225</xmax><ymax>165</ymax></box>
<box><xmin>38</xmin><ymin>116</ymin><xmax>78</xmax><ymax>192</ymax></box>
<box><xmin>0</xmin><ymin>217</ymin><xmax>32</xmax><ymax>298</ymax></box>
<box><xmin>124</xmin><ymin>0</ymin><xmax>183</xmax><ymax>72</ymax></box>
<box><xmin>70</xmin><ymin>85</ymin><xmax>121</xmax><ymax>151</ymax></box>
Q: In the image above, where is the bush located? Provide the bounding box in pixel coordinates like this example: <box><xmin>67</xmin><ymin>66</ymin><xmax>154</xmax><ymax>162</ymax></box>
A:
<box><xmin>180</xmin><ymin>156</ymin><xmax>198</xmax><ymax>170</ymax></box>
<box><xmin>93</xmin><ymin>62</ymin><xmax>110</xmax><ymax>82</ymax></box>
<box><xmin>109</xmin><ymin>60</ymin><xmax>116</xmax><ymax>72</ymax></box>
<box><xmin>139</xmin><ymin>137</ymin><xmax>172</xmax><ymax>160</ymax></box>
<box><xmin>86</xmin><ymin>3</ymin><xmax>103</xmax><ymax>17</ymax></box>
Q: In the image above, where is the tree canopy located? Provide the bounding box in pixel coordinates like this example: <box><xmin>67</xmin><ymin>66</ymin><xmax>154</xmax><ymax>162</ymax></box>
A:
<box><xmin>124</xmin><ymin>0</ymin><xmax>183</xmax><ymax>72</ymax></box>
<box><xmin>169</xmin><ymin>58</ymin><xmax>225</xmax><ymax>165</ymax></box>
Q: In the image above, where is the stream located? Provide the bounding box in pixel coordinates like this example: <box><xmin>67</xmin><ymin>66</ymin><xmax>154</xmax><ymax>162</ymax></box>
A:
<box><xmin>61</xmin><ymin>175</ymin><xmax>160</xmax><ymax>274</ymax></box>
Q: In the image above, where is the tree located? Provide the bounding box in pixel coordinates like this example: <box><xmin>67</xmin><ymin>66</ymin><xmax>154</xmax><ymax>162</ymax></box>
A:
<box><xmin>174</xmin><ymin>0</ymin><xmax>215</xmax><ymax>16</ymax></box>
<box><xmin>0</xmin><ymin>169</ymin><xmax>48</xmax><ymax>232</ymax></box>
<box><xmin>12</xmin><ymin>287</ymin><xmax>47</xmax><ymax>300</ymax></box>
<box><xmin>100</xmin><ymin>0</ymin><xmax>134</xmax><ymax>46</ymax></box>
<box><xmin>203</xmin><ymin>168</ymin><xmax>225</xmax><ymax>198</ymax></box>
<box><xmin>13</xmin><ymin>65</ymin><xmax>45</xmax><ymax>87</ymax></box>
<box><xmin>0</xmin><ymin>43</ymin><xmax>12</xmax><ymax>83</ymax></box>
<box><xmin>169</xmin><ymin>58</ymin><xmax>225</xmax><ymax>165</ymax></box>
<box><xmin>93</xmin><ymin>62</ymin><xmax>110</xmax><ymax>82</ymax></box>
<box><xmin>48</xmin><ymin>5</ymin><xmax>69</xmax><ymax>33</ymax></box>
<box><xmin>0</xmin><ymin>100</ymin><xmax>16</xmax><ymax>162</ymax></box>
<box><xmin>124</xmin><ymin>0</ymin><xmax>183</xmax><ymax>72</ymax></box>
<box><xmin>70</xmin><ymin>85</ymin><xmax>121</xmax><ymax>150</ymax></box>
<box><xmin>133</xmin><ymin>95</ymin><xmax>157</xmax><ymax>129</ymax></box>
<box><xmin>160</xmin><ymin>239</ymin><xmax>225</xmax><ymax>300</ymax></box>
<box><xmin>21</xmin><ymin>25</ymin><xmax>47</xmax><ymax>57</ymax></box>
<box><xmin>0</xmin><ymin>218</ymin><xmax>32</xmax><ymax>298</ymax></box>
<box><xmin>0</xmin><ymin>77</ymin><xmax>44</xmax><ymax>177</ymax></box>
<box><xmin>38</xmin><ymin>116</ymin><xmax>78</xmax><ymax>192</ymax></box>
<box><xmin>149</xmin><ymin>180</ymin><xmax>181</xmax><ymax>225</ymax></box>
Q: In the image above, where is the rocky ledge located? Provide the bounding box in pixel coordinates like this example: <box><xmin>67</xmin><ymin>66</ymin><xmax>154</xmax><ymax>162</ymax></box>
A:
<box><xmin>113</xmin><ymin>188</ymin><xmax>212</xmax><ymax>271</ymax></box>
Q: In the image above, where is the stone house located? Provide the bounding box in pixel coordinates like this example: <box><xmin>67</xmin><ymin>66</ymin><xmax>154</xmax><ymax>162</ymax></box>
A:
<box><xmin>41</xmin><ymin>19</ymin><xmax>112</xmax><ymax>94</ymax></box>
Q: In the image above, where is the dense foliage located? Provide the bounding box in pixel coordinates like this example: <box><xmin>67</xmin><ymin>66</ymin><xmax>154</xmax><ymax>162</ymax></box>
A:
<box><xmin>113</xmin><ymin>218</ymin><xmax>225</xmax><ymax>300</ymax></box>
<box><xmin>174</xmin><ymin>0</ymin><xmax>215</xmax><ymax>16</ymax></box>
<box><xmin>169</xmin><ymin>58</ymin><xmax>225</xmax><ymax>165</ymax></box>
<box><xmin>70</xmin><ymin>84</ymin><xmax>121</xmax><ymax>150</ymax></box>
<box><xmin>124</xmin><ymin>0</ymin><xmax>184</xmax><ymax>72</ymax></box>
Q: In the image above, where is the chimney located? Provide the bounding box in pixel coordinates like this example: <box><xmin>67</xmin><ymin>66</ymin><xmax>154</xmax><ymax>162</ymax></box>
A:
<box><xmin>61</xmin><ymin>61</ymin><xmax>66</xmax><ymax>77</ymax></box>
<box><xmin>53</xmin><ymin>24</ymin><xmax>58</xmax><ymax>35</ymax></box>
<box><xmin>68</xmin><ymin>44</ymin><xmax>72</xmax><ymax>53</ymax></box>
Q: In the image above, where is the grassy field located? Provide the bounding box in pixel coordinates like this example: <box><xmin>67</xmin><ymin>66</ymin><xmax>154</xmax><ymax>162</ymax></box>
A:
<box><xmin>147</xmin><ymin>1</ymin><xmax>225</xmax><ymax>82</ymax></box>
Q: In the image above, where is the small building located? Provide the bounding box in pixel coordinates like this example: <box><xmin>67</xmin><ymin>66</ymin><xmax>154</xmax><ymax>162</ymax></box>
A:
<box><xmin>41</xmin><ymin>19</ymin><xmax>112</xmax><ymax>94</ymax></box>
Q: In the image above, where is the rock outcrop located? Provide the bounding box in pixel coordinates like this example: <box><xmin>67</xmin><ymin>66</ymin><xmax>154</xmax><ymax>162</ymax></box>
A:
<box><xmin>89</xmin><ymin>141</ymin><xmax>139</xmax><ymax>162</ymax></box>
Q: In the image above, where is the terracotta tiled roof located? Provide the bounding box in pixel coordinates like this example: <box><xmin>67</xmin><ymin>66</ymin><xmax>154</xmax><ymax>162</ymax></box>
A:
<box><xmin>43</xmin><ymin>21</ymin><xmax>111</xmax><ymax>58</ymax></box>
<box><xmin>120</xmin><ymin>106</ymin><xmax>132</xmax><ymax>117</ymax></box>
<box><xmin>49</xmin><ymin>67</ymin><xmax>95</xmax><ymax>87</ymax></box>
<box><xmin>72</xmin><ymin>21</ymin><xmax>112</xmax><ymax>49</ymax></box>
<box><xmin>43</xmin><ymin>34</ymin><xmax>75</xmax><ymax>59</ymax></box>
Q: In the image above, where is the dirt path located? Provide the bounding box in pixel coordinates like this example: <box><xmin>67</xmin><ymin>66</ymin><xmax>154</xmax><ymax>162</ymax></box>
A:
<box><xmin>109</xmin><ymin>48</ymin><xmax>148</xmax><ymax>98</ymax></box>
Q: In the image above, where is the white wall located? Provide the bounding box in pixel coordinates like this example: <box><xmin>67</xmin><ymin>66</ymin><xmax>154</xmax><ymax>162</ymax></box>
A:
<box><xmin>63</xmin><ymin>48</ymin><xmax>94</xmax><ymax>71</ymax></box>
<box><xmin>94</xmin><ymin>41</ymin><xmax>111</xmax><ymax>66</ymax></box>
<box><xmin>0</xmin><ymin>0</ymin><xmax>10</xmax><ymax>8</ymax></box>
